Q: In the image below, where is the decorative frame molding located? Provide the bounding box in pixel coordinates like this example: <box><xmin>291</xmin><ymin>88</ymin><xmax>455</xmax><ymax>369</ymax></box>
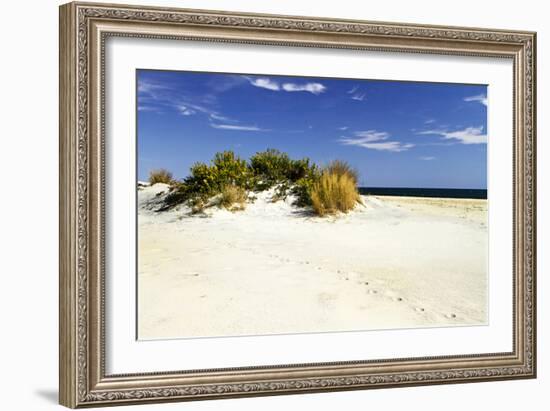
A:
<box><xmin>59</xmin><ymin>2</ymin><xmax>536</xmax><ymax>408</ymax></box>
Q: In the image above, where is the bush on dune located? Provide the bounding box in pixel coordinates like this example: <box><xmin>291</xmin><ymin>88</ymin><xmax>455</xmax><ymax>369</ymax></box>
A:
<box><xmin>212</xmin><ymin>151</ymin><xmax>251</xmax><ymax>189</ymax></box>
<box><xmin>158</xmin><ymin>151</ymin><xmax>250</xmax><ymax>211</ymax></box>
<box><xmin>152</xmin><ymin>150</ymin><xmax>361</xmax><ymax>216</ymax></box>
<box><xmin>287</xmin><ymin>158</ymin><xmax>316</xmax><ymax>182</ymax></box>
<box><xmin>148</xmin><ymin>168</ymin><xmax>173</xmax><ymax>185</ymax></box>
<box><xmin>291</xmin><ymin>164</ymin><xmax>320</xmax><ymax>207</ymax></box>
<box><xmin>184</xmin><ymin>162</ymin><xmax>218</xmax><ymax>196</ymax></box>
<box><xmin>250</xmin><ymin>149</ymin><xmax>292</xmax><ymax>188</ymax></box>
<box><xmin>249</xmin><ymin>149</ymin><xmax>318</xmax><ymax>189</ymax></box>
<box><xmin>184</xmin><ymin>151</ymin><xmax>250</xmax><ymax>196</ymax></box>
<box><xmin>310</xmin><ymin>161</ymin><xmax>360</xmax><ymax>216</ymax></box>
<box><xmin>219</xmin><ymin>185</ymin><xmax>247</xmax><ymax>211</ymax></box>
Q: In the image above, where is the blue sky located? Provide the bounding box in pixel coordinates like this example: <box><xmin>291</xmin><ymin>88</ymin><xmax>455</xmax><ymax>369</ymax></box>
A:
<box><xmin>137</xmin><ymin>69</ymin><xmax>487</xmax><ymax>188</ymax></box>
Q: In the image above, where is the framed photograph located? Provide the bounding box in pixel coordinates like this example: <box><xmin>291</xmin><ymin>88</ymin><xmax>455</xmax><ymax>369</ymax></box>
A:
<box><xmin>59</xmin><ymin>2</ymin><xmax>537</xmax><ymax>408</ymax></box>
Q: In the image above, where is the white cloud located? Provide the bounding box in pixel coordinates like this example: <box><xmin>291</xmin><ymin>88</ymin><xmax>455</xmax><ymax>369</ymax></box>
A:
<box><xmin>178</xmin><ymin>105</ymin><xmax>196</xmax><ymax>116</ymax></box>
<box><xmin>210</xmin><ymin>123</ymin><xmax>267</xmax><ymax>131</ymax></box>
<box><xmin>346</xmin><ymin>85</ymin><xmax>366</xmax><ymax>101</ymax></box>
<box><xmin>351</xmin><ymin>130</ymin><xmax>389</xmax><ymax>142</ymax></box>
<box><xmin>338</xmin><ymin>130</ymin><xmax>413</xmax><ymax>152</ymax></box>
<box><xmin>248</xmin><ymin>77</ymin><xmax>280</xmax><ymax>91</ymax></box>
<box><xmin>351</xmin><ymin>93</ymin><xmax>366</xmax><ymax>101</ymax></box>
<box><xmin>137</xmin><ymin>79</ymin><xmax>167</xmax><ymax>94</ymax></box>
<box><xmin>175</xmin><ymin>102</ymin><xmax>215</xmax><ymax>117</ymax></box>
<box><xmin>419</xmin><ymin>156</ymin><xmax>435</xmax><ymax>161</ymax></box>
<box><xmin>338</xmin><ymin>126</ymin><xmax>349</xmax><ymax>131</ymax></box>
<box><xmin>207</xmin><ymin>75</ymin><xmax>248</xmax><ymax>92</ymax></box>
<box><xmin>464</xmin><ymin>94</ymin><xmax>488</xmax><ymax>106</ymax></box>
<box><xmin>424</xmin><ymin>119</ymin><xmax>436</xmax><ymax>124</ymax></box>
<box><xmin>209</xmin><ymin>113</ymin><xmax>235</xmax><ymax>122</ymax></box>
<box><xmin>245</xmin><ymin>76</ymin><xmax>326</xmax><ymax>95</ymax></box>
<box><xmin>282</xmin><ymin>82</ymin><xmax>326</xmax><ymax>95</ymax></box>
<box><xmin>137</xmin><ymin>105</ymin><xmax>159</xmax><ymax>112</ymax></box>
<box><xmin>418</xmin><ymin>126</ymin><xmax>487</xmax><ymax>144</ymax></box>
<box><xmin>344</xmin><ymin>141</ymin><xmax>414</xmax><ymax>152</ymax></box>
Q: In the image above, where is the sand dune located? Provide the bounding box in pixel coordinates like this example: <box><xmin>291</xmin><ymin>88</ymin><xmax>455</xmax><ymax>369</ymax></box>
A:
<box><xmin>137</xmin><ymin>183</ymin><xmax>488</xmax><ymax>340</ymax></box>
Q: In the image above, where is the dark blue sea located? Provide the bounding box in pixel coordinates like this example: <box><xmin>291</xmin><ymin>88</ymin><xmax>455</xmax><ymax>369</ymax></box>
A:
<box><xmin>358</xmin><ymin>187</ymin><xmax>487</xmax><ymax>200</ymax></box>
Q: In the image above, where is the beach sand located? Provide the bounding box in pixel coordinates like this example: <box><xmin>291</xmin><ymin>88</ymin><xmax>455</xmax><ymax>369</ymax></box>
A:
<box><xmin>137</xmin><ymin>183</ymin><xmax>488</xmax><ymax>340</ymax></box>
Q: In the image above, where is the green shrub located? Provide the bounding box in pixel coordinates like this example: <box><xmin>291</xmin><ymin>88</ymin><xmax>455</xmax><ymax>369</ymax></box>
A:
<box><xmin>271</xmin><ymin>181</ymin><xmax>291</xmax><ymax>202</ymax></box>
<box><xmin>183</xmin><ymin>151</ymin><xmax>250</xmax><ymax>197</ymax></box>
<box><xmin>148</xmin><ymin>168</ymin><xmax>173</xmax><ymax>185</ymax></box>
<box><xmin>250</xmin><ymin>149</ymin><xmax>291</xmax><ymax>186</ymax></box>
<box><xmin>310</xmin><ymin>163</ymin><xmax>360</xmax><ymax>216</ymax></box>
<box><xmin>287</xmin><ymin>158</ymin><xmax>315</xmax><ymax>182</ymax></box>
<box><xmin>212</xmin><ymin>151</ymin><xmax>250</xmax><ymax>189</ymax></box>
<box><xmin>290</xmin><ymin>161</ymin><xmax>320</xmax><ymax>207</ymax></box>
<box><xmin>219</xmin><ymin>185</ymin><xmax>247</xmax><ymax>211</ymax></box>
<box><xmin>292</xmin><ymin>177</ymin><xmax>316</xmax><ymax>207</ymax></box>
<box><xmin>184</xmin><ymin>162</ymin><xmax>218</xmax><ymax>196</ymax></box>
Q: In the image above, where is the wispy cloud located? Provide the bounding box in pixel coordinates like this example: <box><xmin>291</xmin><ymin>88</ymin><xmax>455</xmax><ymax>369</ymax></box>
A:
<box><xmin>338</xmin><ymin>126</ymin><xmax>349</xmax><ymax>131</ymax></box>
<box><xmin>464</xmin><ymin>94</ymin><xmax>488</xmax><ymax>106</ymax></box>
<box><xmin>138</xmin><ymin>78</ymin><xmax>220</xmax><ymax>119</ymax></box>
<box><xmin>418</xmin><ymin>126</ymin><xmax>487</xmax><ymax>144</ymax></box>
<box><xmin>210</xmin><ymin>123</ymin><xmax>267</xmax><ymax>132</ymax></box>
<box><xmin>344</xmin><ymin>141</ymin><xmax>414</xmax><ymax>152</ymax></box>
<box><xmin>138</xmin><ymin>78</ymin><xmax>245</xmax><ymax>123</ymax></box>
<box><xmin>176</xmin><ymin>102</ymin><xmax>221</xmax><ymax>117</ymax></box>
<box><xmin>244</xmin><ymin>76</ymin><xmax>326</xmax><ymax>95</ymax></box>
<box><xmin>338</xmin><ymin>130</ymin><xmax>413</xmax><ymax>152</ymax></box>
<box><xmin>178</xmin><ymin>105</ymin><xmax>196</xmax><ymax>116</ymax></box>
<box><xmin>137</xmin><ymin>79</ymin><xmax>168</xmax><ymax>95</ymax></box>
<box><xmin>424</xmin><ymin>119</ymin><xmax>436</xmax><ymax>124</ymax></box>
<box><xmin>209</xmin><ymin>113</ymin><xmax>236</xmax><ymax>122</ymax></box>
<box><xmin>419</xmin><ymin>156</ymin><xmax>435</xmax><ymax>161</ymax></box>
<box><xmin>347</xmin><ymin>85</ymin><xmax>366</xmax><ymax>101</ymax></box>
<box><xmin>206</xmin><ymin>75</ymin><xmax>248</xmax><ymax>93</ymax></box>
<box><xmin>350</xmin><ymin>130</ymin><xmax>390</xmax><ymax>142</ymax></box>
<box><xmin>351</xmin><ymin>93</ymin><xmax>366</xmax><ymax>101</ymax></box>
<box><xmin>137</xmin><ymin>105</ymin><xmax>161</xmax><ymax>112</ymax></box>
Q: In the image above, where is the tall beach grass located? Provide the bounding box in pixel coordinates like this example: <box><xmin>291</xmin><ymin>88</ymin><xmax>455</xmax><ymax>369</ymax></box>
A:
<box><xmin>310</xmin><ymin>161</ymin><xmax>360</xmax><ymax>216</ymax></box>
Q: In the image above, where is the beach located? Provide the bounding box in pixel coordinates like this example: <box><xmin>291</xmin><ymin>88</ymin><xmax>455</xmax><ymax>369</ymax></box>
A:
<box><xmin>138</xmin><ymin>183</ymin><xmax>488</xmax><ymax>340</ymax></box>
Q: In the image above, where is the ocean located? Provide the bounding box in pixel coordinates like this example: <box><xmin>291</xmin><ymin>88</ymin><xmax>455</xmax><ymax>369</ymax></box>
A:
<box><xmin>358</xmin><ymin>187</ymin><xmax>487</xmax><ymax>199</ymax></box>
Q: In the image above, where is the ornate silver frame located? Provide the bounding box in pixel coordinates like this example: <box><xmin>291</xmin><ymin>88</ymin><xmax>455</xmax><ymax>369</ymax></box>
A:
<box><xmin>59</xmin><ymin>2</ymin><xmax>536</xmax><ymax>408</ymax></box>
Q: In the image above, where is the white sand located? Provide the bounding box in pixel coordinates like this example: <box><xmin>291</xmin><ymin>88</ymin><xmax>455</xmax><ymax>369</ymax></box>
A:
<box><xmin>138</xmin><ymin>184</ymin><xmax>488</xmax><ymax>339</ymax></box>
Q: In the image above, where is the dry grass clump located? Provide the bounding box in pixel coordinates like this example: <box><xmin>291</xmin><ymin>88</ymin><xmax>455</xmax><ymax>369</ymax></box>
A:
<box><xmin>219</xmin><ymin>185</ymin><xmax>247</xmax><ymax>211</ymax></box>
<box><xmin>189</xmin><ymin>197</ymin><xmax>206</xmax><ymax>215</ymax></box>
<box><xmin>148</xmin><ymin>168</ymin><xmax>173</xmax><ymax>185</ymax></box>
<box><xmin>325</xmin><ymin>160</ymin><xmax>359</xmax><ymax>185</ymax></box>
<box><xmin>310</xmin><ymin>162</ymin><xmax>360</xmax><ymax>216</ymax></box>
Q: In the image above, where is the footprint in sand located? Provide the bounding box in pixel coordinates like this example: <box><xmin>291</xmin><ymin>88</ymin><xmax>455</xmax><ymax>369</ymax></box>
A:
<box><xmin>445</xmin><ymin>313</ymin><xmax>457</xmax><ymax>319</ymax></box>
<box><xmin>414</xmin><ymin>307</ymin><xmax>425</xmax><ymax>313</ymax></box>
<box><xmin>367</xmin><ymin>289</ymin><xmax>378</xmax><ymax>294</ymax></box>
